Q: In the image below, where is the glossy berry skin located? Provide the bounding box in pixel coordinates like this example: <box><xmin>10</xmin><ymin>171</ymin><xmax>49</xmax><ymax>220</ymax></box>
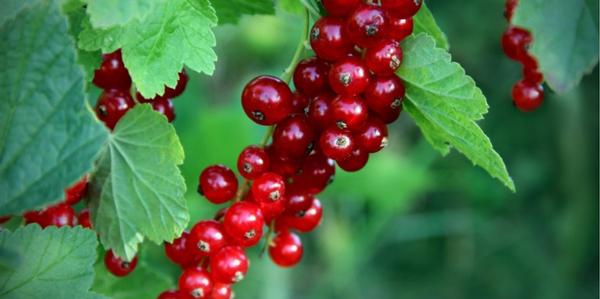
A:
<box><xmin>223</xmin><ymin>202</ymin><xmax>264</xmax><ymax>247</ymax></box>
<box><xmin>42</xmin><ymin>203</ymin><xmax>76</xmax><ymax>227</ymax></box>
<box><xmin>210</xmin><ymin>283</ymin><xmax>232</xmax><ymax>299</ymax></box>
<box><xmin>319</xmin><ymin>127</ymin><xmax>355</xmax><ymax>161</ymax></box>
<box><xmin>189</xmin><ymin>220</ymin><xmax>227</xmax><ymax>257</ymax></box>
<box><xmin>331</xmin><ymin>95</ymin><xmax>368</xmax><ymax>131</ymax></box>
<box><xmin>266</xmin><ymin>145</ymin><xmax>302</xmax><ymax>178</ymax></box>
<box><xmin>504</xmin><ymin>0</ymin><xmax>518</xmax><ymax>21</ymax></box>
<box><xmin>251</xmin><ymin>172</ymin><xmax>286</xmax><ymax>203</ymax></box>
<box><xmin>346</xmin><ymin>4</ymin><xmax>388</xmax><ymax>48</ymax></box>
<box><xmin>292</xmin><ymin>152</ymin><xmax>336</xmax><ymax>195</ymax></box>
<box><xmin>78</xmin><ymin>208</ymin><xmax>92</xmax><ymax>229</ymax></box>
<box><xmin>365</xmin><ymin>39</ymin><xmax>403</xmax><ymax>75</ymax></box>
<box><xmin>291</xmin><ymin>92</ymin><xmax>310</xmax><ymax>114</ymax></box>
<box><xmin>23</xmin><ymin>210</ymin><xmax>47</xmax><ymax>225</ymax></box>
<box><xmin>210</xmin><ymin>246</ymin><xmax>249</xmax><ymax>284</ymax></box>
<box><xmin>273</xmin><ymin>115</ymin><xmax>315</xmax><ymax>159</ymax></box>
<box><xmin>95</xmin><ymin>89</ymin><xmax>136</xmax><ymax>130</ymax></box>
<box><xmin>269</xmin><ymin>231</ymin><xmax>304</xmax><ymax>267</ymax></box>
<box><xmin>385</xmin><ymin>14</ymin><xmax>413</xmax><ymax>41</ymax></box>
<box><xmin>381</xmin><ymin>0</ymin><xmax>423</xmax><ymax>18</ymax></box>
<box><xmin>246</xmin><ymin>190</ymin><xmax>287</xmax><ymax>224</ymax></box>
<box><xmin>64</xmin><ymin>176</ymin><xmax>88</xmax><ymax>205</ymax></box>
<box><xmin>198</xmin><ymin>165</ymin><xmax>238</xmax><ymax>204</ymax></box>
<box><xmin>293</xmin><ymin>57</ymin><xmax>330</xmax><ymax>96</ymax></box>
<box><xmin>307</xmin><ymin>92</ymin><xmax>335</xmax><ymax>130</ymax></box>
<box><xmin>0</xmin><ymin>216</ymin><xmax>11</xmax><ymax>224</ymax></box>
<box><xmin>242</xmin><ymin>76</ymin><xmax>293</xmax><ymax>125</ymax></box>
<box><xmin>512</xmin><ymin>80</ymin><xmax>544</xmax><ymax>112</ymax></box>
<box><xmin>322</xmin><ymin>0</ymin><xmax>361</xmax><ymax>16</ymax></box>
<box><xmin>164</xmin><ymin>70</ymin><xmax>189</xmax><ymax>98</ymax></box>
<box><xmin>178</xmin><ymin>267</ymin><xmax>212</xmax><ymax>299</ymax></box>
<box><xmin>365</xmin><ymin>76</ymin><xmax>405</xmax><ymax>116</ymax></box>
<box><xmin>337</xmin><ymin>148</ymin><xmax>369</xmax><ymax>172</ymax></box>
<box><xmin>137</xmin><ymin>95</ymin><xmax>176</xmax><ymax>122</ymax></box>
<box><xmin>157</xmin><ymin>290</ymin><xmax>187</xmax><ymax>299</ymax></box>
<box><xmin>310</xmin><ymin>17</ymin><xmax>354</xmax><ymax>61</ymax></box>
<box><xmin>281</xmin><ymin>198</ymin><xmax>323</xmax><ymax>233</ymax></box>
<box><xmin>286</xmin><ymin>190</ymin><xmax>314</xmax><ymax>214</ymax></box>
<box><xmin>501</xmin><ymin>27</ymin><xmax>532</xmax><ymax>61</ymax></box>
<box><xmin>355</xmin><ymin>117</ymin><xmax>388</xmax><ymax>153</ymax></box>
<box><xmin>521</xmin><ymin>54</ymin><xmax>544</xmax><ymax>84</ymax></box>
<box><xmin>165</xmin><ymin>231</ymin><xmax>198</xmax><ymax>267</ymax></box>
<box><xmin>93</xmin><ymin>49</ymin><xmax>132</xmax><ymax>91</ymax></box>
<box><xmin>328</xmin><ymin>57</ymin><xmax>370</xmax><ymax>96</ymax></box>
<box><xmin>237</xmin><ymin>146</ymin><xmax>270</xmax><ymax>180</ymax></box>
<box><xmin>372</xmin><ymin>106</ymin><xmax>401</xmax><ymax>124</ymax></box>
<box><xmin>104</xmin><ymin>250</ymin><xmax>138</xmax><ymax>277</ymax></box>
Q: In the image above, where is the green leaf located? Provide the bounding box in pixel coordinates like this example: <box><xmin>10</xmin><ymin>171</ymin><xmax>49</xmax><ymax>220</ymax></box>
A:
<box><xmin>211</xmin><ymin>0</ymin><xmax>274</xmax><ymax>24</ymax></box>
<box><xmin>63</xmin><ymin>0</ymin><xmax>102</xmax><ymax>84</ymax></box>
<box><xmin>413</xmin><ymin>3</ymin><xmax>449</xmax><ymax>50</ymax></box>
<box><xmin>78</xmin><ymin>0</ymin><xmax>217</xmax><ymax>98</ymax></box>
<box><xmin>0</xmin><ymin>225</ymin><xmax>105</xmax><ymax>299</ymax></box>
<box><xmin>84</xmin><ymin>0</ymin><xmax>164</xmax><ymax>28</ymax></box>
<box><xmin>93</xmin><ymin>261</ymin><xmax>173</xmax><ymax>298</ymax></box>
<box><xmin>398</xmin><ymin>34</ymin><xmax>515</xmax><ymax>191</ymax></box>
<box><xmin>0</xmin><ymin>0</ymin><xmax>108</xmax><ymax>215</ymax></box>
<box><xmin>279</xmin><ymin>0</ymin><xmax>304</xmax><ymax>14</ymax></box>
<box><xmin>88</xmin><ymin>105</ymin><xmax>188</xmax><ymax>261</ymax></box>
<box><xmin>512</xmin><ymin>0</ymin><xmax>599</xmax><ymax>93</ymax></box>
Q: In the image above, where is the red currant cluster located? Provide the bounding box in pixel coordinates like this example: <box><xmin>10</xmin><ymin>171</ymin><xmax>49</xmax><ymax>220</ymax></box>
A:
<box><xmin>93</xmin><ymin>49</ymin><xmax>188</xmax><ymax>129</ymax></box>
<box><xmin>155</xmin><ymin>1</ymin><xmax>422</xmax><ymax>298</ymax></box>
<box><xmin>501</xmin><ymin>0</ymin><xmax>544</xmax><ymax>112</ymax></box>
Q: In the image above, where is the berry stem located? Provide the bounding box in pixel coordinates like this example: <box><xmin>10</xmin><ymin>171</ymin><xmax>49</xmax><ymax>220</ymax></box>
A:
<box><xmin>259</xmin><ymin>220</ymin><xmax>276</xmax><ymax>257</ymax></box>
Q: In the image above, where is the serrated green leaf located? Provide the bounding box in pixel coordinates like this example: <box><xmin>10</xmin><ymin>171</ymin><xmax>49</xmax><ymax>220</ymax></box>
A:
<box><xmin>512</xmin><ymin>0</ymin><xmax>599</xmax><ymax>93</ymax></box>
<box><xmin>398</xmin><ymin>34</ymin><xmax>515</xmax><ymax>191</ymax></box>
<box><xmin>0</xmin><ymin>225</ymin><xmax>106</xmax><ymax>299</ymax></box>
<box><xmin>279</xmin><ymin>0</ymin><xmax>304</xmax><ymax>14</ymax></box>
<box><xmin>84</xmin><ymin>0</ymin><xmax>164</xmax><ymax>28</ymax></box>
<box><xmin>63</xmin><ymin>0</ymin><xmax>102</xmax><ymax>84</ymax></box>
<box><xmin>78</xmin><ymin>0</ymin><xmax>217</xmax><ymax>98</ymax></box>
<box><xmin>0</xmin><ymin>0</ymin><xmax>108</xmax><ymax>215</ymax></box>
<box><xmin>413</xmin><ymin>3</ymin><xmax>449</xmax><ymax>50</ymax></box>
<box><xmin>211</xmin><ymin>0</ymin><xmax>274</xmax><ymax>24</ymax></box>
<box><xmin>92</xmin><ymin>261</ymin><xmax>173</xmax><ymax>299</ymax></box>
<box><xmin>89</xmin><ymin>105</ymin><xmax>188</xmax><ymax>261</ymax></box>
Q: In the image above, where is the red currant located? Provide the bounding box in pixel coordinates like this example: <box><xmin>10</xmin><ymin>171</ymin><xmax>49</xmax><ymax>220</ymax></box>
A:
<box><xmin>189</xmin><ymin>220</ymin><xmax>228</xmax><ymax>257</ymax></box>
<box><xmin>331</xmin><ymin>95</ymin><xmax>368</xmax><ymax>131</ymax></box>
<box><xmin>512</xmin><ymin>80</ymin><xmax>543</xmax><ymax>112</ymax></box>
<box><xmin>501</xmin><ymin>27</ymin><xmax>532</xmax><ymax>61</ymax></box>
<box><xmin>337</xmin><ymin>148</ymin><xmax>369</xmax><ymax>172</ymax></box>
<box><xmin>307</xmin><ymin>92</ymin><xmax>335</xmax><ymax>130</ymax></box>
<box><xmin>310</xmin><ymin>17</ymin><xmax>354</xmax><ymax>61</ymax></box>
<box><xmin>322</xmin><ymin>0</ymin><xmax>361</xmax><ymax>16</ymax></box>
<box><xmin>178</xmin><ymin>267</ymin><xmax>212</xmax><ymax>299</ymax></box>
<box><xmin>293</xmin><ymin>57</ymin><xmax>330</xmax><ymax>96</ymax></box>
<box><xmin>266</xmin><ymin>145</ymin><xmax>303</xmax><ymax>178</ymax></box>
<box><xmin>210</xmin><ymin>246</ymin><xmax>249</xmax><ymax>284</ymax></box>
<box><xmin>328</xmin><ymin>57</ymin><xmax>371</xmax><ymax>96</ymax></box>
<box><xmin>137</xmin><ymin>94</ymin><xmax>176</xmax><ymax>123</ymax></box>
<box><xmin>319</xmin><ymin>127</ymin><xmax>355</xmax><ymax>161</ymax></box>
<box><xmin>237</xmin><ymin>145</ymin><xmax>270</xmax><ymax>180</ymax></box>
<box><xmin>93</xmin><ymin>49</ymin><xmax>132</xmax><ymax>91</ymax></box>
<box><xmin>210</xmin><ymin>283</ymin><xmax>232</xmax><ymax>299</ymax></box>
<box><xmin>273</xmin><ymin>115</ymin><xmax>315</xmax><ymax>159</ymax></box>
<box><xmin>381</xmin><ymin>0</ymin><xmax>423</xmax><ymax>18</ymax></box>
<box><xmin>365</xmin><ymin>39</ymin><xmax>403</xmax><ymax>75</ymax></box>
<box><xmin>104</xmin><ymin>250</ymin><xmax>138</xmax><ymax>277</ymax></box>
<box><xmin>0</xmin><ymin>216</ymin><xmax>11</xmax><ymax>224</ymax></box>
<box><xmin>223</xmin><ymin>202</ymin><xmax>264</xmax><ymax>247</ymax></box>
<box><xmin>157</xmin><ymin>290</ymin><xmax>187</xmax><ymax>299</ymax></box>
<box><xmin>23</xmin><ymin>210</ymin><xmax>47</xmax><ymax>225</ymax></box>
<box><xmin>269</xmin><ymin>230</ymin><xmax>303</xmax><ymax>267</ymax></box>
<box><xmin>251</xmin><ymin>172</ymin><xmax>286</xmax><ymax>203</ymax></box>
<box><xmin>164</xmin><ymin>70</ymin><xmax>189</xmax><ymax>98</ymax></box>
<box><xmin>246</xmin><ymin>190</ymin><xmax>287</xmax><ymax>224</ymax></box>
<box><xmin>64</xmin><ymin>175</ymin><xmax>88</xmax><ymax>205</ymax></box>
<box><xmin>78</xmin><ymin>208</ymin><xmax>92</xmax><ymax>229</ymax></box>
<box><xmin>291</xmin><ymin>152</ymin><xmax>336</xmax><ymax>195</ymax></box>
<box><xmin>372</xmin><ymin>106</ymin><xmax>401</xmax><ymax>124</ymax></box>
<box><xmin>355</xmin><ymin>117</ymin><xmax>388</xmax><ymax>153</ymax></box>
<box><xmin>241</xmin><ymin>76</ymin><xmax>293</xmax><ymax>125</ymax></box>
<box><xmin>346</xmin><ymin>4</ymin><xmax>388</xmax><ymax>48</ymax></box>
<box><xmin>41</xmin><ymin>203</ymin><xmax>76</xmax><ymax>227</ymax></box>
<box><xmin>198</xmin><ymin>165</ymin><xmax>238</xmax><ymax>204</ymax></box>
<box><xmin>280</xmin><ymin>198</ymin><xmax>323</xmax><ymax>233</ymax></box>
<box><xmin>285</xmin><ymin>189</ymin><xmax>314</xmax><ymax>214</ymax></box>
<box><xmin>365</xmin><ymin>76</ymin><xmax>405</xmax><ymax>116</ymax></box>
<box><xmin>95</xmin><ymin>89</ymin><xmax>136</xmax><ymax>130</ymax></box>
<box><xmin>504</xmin><ymin>0</ymin><xmax>518</xmax><ymax>21</ymax></box>
<box><xmin>165</xmin><ymin>231</ymin><xmax>198</xmax><ymax>267</ymax></box>
<box><xmin>385</xmin><ymin>14</ymin><xmax>413</xmax><ymax>41</ymax></box>
<box><xmin>291</xmin><ymin>92</ymin><xmax>310</xmax><ymax>114</ymax></box>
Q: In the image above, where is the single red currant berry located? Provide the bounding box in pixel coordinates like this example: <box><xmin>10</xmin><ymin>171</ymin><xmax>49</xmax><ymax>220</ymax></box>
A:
<box><xmin>137</xmin><ymin>94</ymin><xmax>176</xmax><ymax>122</ymax></box>
<box><xmin>23</xmin><ymin>210</ymin><xmax>47</xmax><ymax>225</ymax></box>
<box><xmin>331</xmin><ymin>95</ymin><xmax>368</xmax><ymax>131</ymax></box>
<box><xmin>93</xmin><ymin>49</ymin><xmax>132</xmax><ymax>91</ymax></box>
<box><xmin>293</xmin><ymin>57</ymin><xmax>330</xmax><ymax>96</ymax></box>
<box><xmin>157</xmin><ymin>290</ymin><xmax>187</xmax><ymax>299</ymax></box>
<box><xmin>385</xmin><ymin>14</ymin><xmax>413</xmax><ymax>41</ymax></box>
<box><xmin>210</xmin><ymin>246</ymin><xmax>249</xmax><ymax>284</ymax></box>
<box><xmin>198</xmin><ymin>165</ymin><xmax>238</xmax><ymax>204</ymax></box>
<box><xmin>269</xmin><ymin>230</ymin><xmax>304</xmax><ymax>267</ymax></box>
<box><xmin>523</xmin><ymin>67</ymin><xmax>544</xmax><ymax>85</ymax></box>
<box><xmin>281</xmin><ymin>198</ymin><xmax>323</xmax><ymax>233</ymax></box>
<box><xmin>223</xmin><ymin>202</ymin><xmax>264</xmax><ymax>247</ymax></box>
<box><xmin>319</xmin><ymin>127</ymin><xmax>355</xmax><ymax>161</ymax></box>
<box><xmin>241</xmin><ymin>76</ymin><xmax>293</xmax><ymax>125</ymax></box>
<box><xmin>178</xmin><ymin>267</ymin><xmax>213</xmax><ymax>299</ymax></box>
<box><xmin>328</xmin><ymin>57</ymin><xmax>371</xmax><ymax>96</ymax></box>
<box><xmin>78</xmin><ymin>208</ymin><xmax>92</xmax><ymax>229</ymax></box>
<box><xmin>346</xmin><ymin>4</ymin><xmax>388</xmax><ymax>48</ymax></box>
<box><xmin>237</xmin><ymin>145</ymin><xmax>270</xmax><ymax>180</ymax></box>
<box><xmin>247</xmin><ymin>190</ymin><xmax>287</xmax><ymax>224</ymax></box>
<box><xmin>41</xmin><ymin>203</ymin><xmax>76</xmax><ymax>227</ymax></box>
<box><xmin>251</xmin><ymin>172</ymin><xmax>286</xmax><ymax>203</ymax></box>
<box><xmin>372</xmin><ymin>106</ymin><xmax>401</xmax><ymax>124</ymax></box>
<box><xmin>291</xmin><ymin>92</ymin><xmax>310</xmax><ymax>114</ymax></box>
<box><xmin>104</xmin><ymin>250</ymin><xmax>138</xmax><ymax>277</ymax></box>
<box><xmin>501</xmin><ymin>27</ymin><xmax>532</xmax><ymax>61</ymax></box>
<box><xmin>365</xmin><ymin>76</ymin><xmax>405</xmax><ymax>115</ymax></box>
<box><xmin>381</xmin><ymin>0</ymin><xmax>423</xmax><ymax>18</ymax></box>
<box><xmin>355</xmin><ymin>117</ymin><xmax>389</xmax><ymax>153</ymax></box>
<box><xmin>165</xmin><ymin>231</ymin><xmax>198</xmax><ymax>267</ymax></box>
<box><xmin>512</xmin><ymin>80</ymin><xmax>544</xmax><ymax>112</ymax></box>
<box><xmin>310</xmin><ymin>17</ymin><xmax>354</xmax><ymax>61</ymax></box>
<box><xmin>0</xmin><ymin>216</ymin><xmax>11</xmax><ymax>224</ymax></box>
<box><xmin>64</xmin><ymin>175</ymin><xmax>88</xmax><ymax>205</ymax></box>
<box><xmin>273</xmin><ymin>115</ymin><xmax>316</xmax><ymax>159</ymax></box>
<box><xmin>322</xmin><ymin>0</ymin><xmax>361</xmax><ymax>16</ymax></box>
<box><xmin>365</xmin><ymin>39</ymin><xmax>403</xmax><ymax>76</ymax></box>
<box><xmin>266</xmin><ymin>145</ymin><xmax>303</xmax><ymax>178</ymax></box>
<box><xmin>95</xmin><ymin>89</ymin><xmax>136</xmax><ymax>130</ymax></box>
<box><xmin>337</xmin><ymin>148</ymin><xmax>369</xmax><ymax>172</ymax></box>
<box><xmin>291</xmin><ymin>152</ymin><xmax>336</xmax><ymax>195</ymax></box>
<box><xmin>504</xmin><ymin>0</ymin><xmax>518</xmax><ymax>21</ymax></box>
<box><xmin>189</xmin><ymin>220</ymin><xmax>228</xmax><ymax>257</ymax></box>
<box><xmin>164</xmin><ymin>70</ymin><xmax>189</xmax><ymax>98</ymax></box>
<box><xmin>210</xmin><ymin>283</ymin><xmax>232</xmax><ymax>299</ymax></box>
<box><xmin>285</xmin><ymin>190</ymin><xmax>314</xmax><ymax>214</ymax></box>
<box><xmin>307</xmin><ymin>92</ymin><xmax>335</xmax><ymax>130</ymax></box>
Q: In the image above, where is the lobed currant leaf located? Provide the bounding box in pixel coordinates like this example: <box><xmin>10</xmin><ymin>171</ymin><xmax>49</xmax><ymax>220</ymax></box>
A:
<box><xmin>0</xmin><ymin>225</ymin><xmax>106</xmax><ymax>299</ymax></box>
<box><xmin>88</xmin><ymin>104</ymin><xmax>188</xmax><ymax>261</ymax></box>
<box><xmin>63</xmin><ymin>0</ymin><xmax>102</xmax><ymax>84</ymax></box>
<box><xmin>92</xmin><ymin>260</ymin><xmax>173</xmax><ymax>299</ymax></box>
<box><xmin>413</xmin><ymin>3</ymin><xmax>449</xmax><ymax>50</ymax></box>
<box><xmin>83</xmin><ymin>0</ymin><xmax>165</xmax><ymax>28</ymax></box>
<box><xmin>512</xmin><ymin>0</ymin><xmax>599</xmax><ymax>93</ymax></box>
<box><xmin>398</xmin><ymin>34</ymin><xmax>515</xmax><ymax>192</ymax></box>
<box><xmin>0</xmin><ymin>0</ymin><xmax>108</xmax><ymax>215</ymax></box>
<box><xmin>211</xmin><ymin>0</ymin><xmax>275</xmax><ymax>24</ymax></box>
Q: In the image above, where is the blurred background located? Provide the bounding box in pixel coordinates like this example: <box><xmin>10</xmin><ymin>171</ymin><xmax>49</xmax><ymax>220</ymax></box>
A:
<box><xmin>136</xmin><ymin>1</ymin><xmax>599</xmax><ymax>299</ymax></box>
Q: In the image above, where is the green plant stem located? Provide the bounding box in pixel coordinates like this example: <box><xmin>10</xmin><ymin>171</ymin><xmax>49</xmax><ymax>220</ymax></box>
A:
<box><xmin>259</xmin><ymin>220</ymin><xmax>276</xmax><ymax>257</ymax></box>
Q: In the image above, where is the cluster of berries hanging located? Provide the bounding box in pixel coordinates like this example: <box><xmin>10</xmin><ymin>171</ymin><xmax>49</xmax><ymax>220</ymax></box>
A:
<box><xmin>155</xmin><ymin>1</ymin><xmax>423</xmax><ymax>298</ymax></box>
<box><xmin>501</xmin><ymin>0</ymin><xmax>544</xmax><ymax>112</ymax></box>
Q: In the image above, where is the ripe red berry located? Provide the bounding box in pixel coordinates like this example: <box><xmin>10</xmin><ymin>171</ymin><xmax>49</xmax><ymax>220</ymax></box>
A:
<box><xmin>95</xmin><ymin>89</ymin><xmax>136</xmax><ymax>130</ymax></box>
<box><xmin>272</xmin><ymin>115</ymin><xmax>315</xmax><ymax>159</ymax></box>
<box><xmin>137</xmin><ymin>94</ymin><xmax>176</xmax><ymax>122</ymax></box>
<box><xmin>372</xmin><ymin>106</ymin><xmax>401</xmax><ymax>124</ymax></box>
<box><xmin>307</xmin><ymin>92</ymin><xmax>335</xmax><ymax>130</ymax></box>
<box><xmin>198</xmin><ymin>165</ymin><xmax>238</xmax><ymax>204</ymax></box>
<box><xmin>365</xmin><ymin>76</ymin><xmax>405</xmax><ymax>117</ymax></box>
<box><xmin>520</xmin><ymin>54</ymin><xmax>544</xmax><ymax>84</ymax></box>
<box><xmin>104</xmin><ymin>250</ymin><xmax>138</xmax><ymax>277</ymax></box>
<box><xmin>346</xmin><ymin>4</ymin><xmax>388</xmax><ymax>48</ymax></box>
<box><xmin>210</xmin><ymin>283</ymin><xmax>232</xmax><ymax>299</ymax></box>
<box><xmin>189</xmin><ymin>220</ymin><xmax>228</xmax><ymax>257</ymax></box>
<box><xmin>246</xmin><ymin>190</ymin><xmax>287</xmax><ymax>224</ymax></box>
<box><xmin>78</xmin><ymin>208</ymin><xmax>92</xmax><ymax>229</ymax></box>
<box><xmin>178</xmin><ymin>267</ymin><xmax>213</xmax><ymax>299</ymax></box>
<box><xmin>501</xmin><ymin>27</ymin><xmax>532</xmax><ymax>61</ymax></box>
<box><xmin>241</xmin><ymin>76</ymin><xmax>293</xmax><ymax>125</ymax></box>
<box><xmin>93</xmin><ymin>49</ymin><xmax>132</xmax><ymax>91</ymax></box>
<box><xmin>164</xmin><ymin>70</ymin><xmax>189</xmax><ymax>98</ymax></box>
<box><xmin>337</xmin><ymin>148</ymin><xmax>369</xmax><ymax>172</ymax></box>
<box><xmin>285</xmin><ymin>190</ymin><xmax>314</xmax><ymax>214</ymax></box>
<box><xmin>0</xmin><ymin>216</ymin><xmax>11</xmax><ymax>224</ymax></box>
<box><xmin>328</xmin><ymin>57</ymin><xmax>370</xmax><ymax>96</ymax></box>
<box><xmin>237</xmin><ymin>146</ymin><xmax>270</xmax><ymax>180</ymax></box>
<box><xmin>266</xmin><ymin>145</ymin><xmax>303</xmax><ymax>178</ymax></box>
<box><xmin>331</xmin><ymin>95</ymin><xmax>368</xmax><ymax>131</ymax></box>
<box><xmin>291</xmin><ymin>92</ymin><xmax>310</xmax><ymax>114</ymax></box>
<box><xmin>322</xmin><ymin>0</ymin><xmax>361</xmax><ymax>16</ymax></box>
<box><xmin>385</xmin><ymin>14</ymin><xmax>413</xmax><ymax>41</ymax></box>
<box><xmin>355</xmin><ymin>117</ymin><xmax>389</xmax><ymax>153</ymax></box>
<box><xmin>310</xmin><ymin>17</ymin><xmax>354</xmax><ymax>61</ymax></box>
<box><xmin>512</xmin><ymin>80</ymin><xmax>544</xmax><ymax>112</ymax></box>
<box><xmin>223</xmin><ymin>202</ymin><xmax>264</xmax><ymax>247</ymax></box>
<box><xmin>291</xmin><ymin>152</ymin><xmax>336</xmax><ymax>195</ymax></box>
<box><xmin>381</xmin><ymin>0</ymin><xmax>423</xmax><ymax>18</ymax></box>
<box><xmin>64</xmin><ymin>176</ymin><xmax>88</xmax><ymax>205</ymax></box>
<box><xmin>293</xmin><ymin>57</ymin><xmax>330</xmax><ymax>96</ymax></box>
<box><xmin>269</xmin><ymin>231</ymin><xmax>304</xmax><ymax>267</ymax></box>
<box><xmin>23</xmin><ymin>210</ymin><xmax>47</xmax><ymax>225</ymax></box>
<box><xmin>41</xmin><ymin>203</ymin><xmax>76</xmax><ymax>227</ymax></box>
<box><xmin>251</xmin><ymin>172</ymin><xmax>286</xmax><ymax>203</ymax></box>
<box><xmin>504</xmin><ymin>0</ymin><xmax>518</xmax><ymax>21</ymax></box>
<box><xmin>165</xmin><ymin>231</ymin><xmax>198</xmax><ymax>267</ymax></box>
<box><xmin>157</xmin><ymin>290</ymin><xmax>187</xmax><ymax>299</ymax></box>
<box><xmin>280</xmin><ymin>198</ymin><xmax>323</xmax><ymax>233</ymax></box>
<box><xmin>365</xmin><ymin>39</ymin><xmax>403</xmax><ymax>75</ymax></box>
<box><xmin>319</xmin><ymin>127</ymin><xmax>355</xmax><ymax>161</ymax></box>
<box><xmin>210</xmin><ymin>246</ymin><xmax>249</xmax><ymax>284</ymax></box>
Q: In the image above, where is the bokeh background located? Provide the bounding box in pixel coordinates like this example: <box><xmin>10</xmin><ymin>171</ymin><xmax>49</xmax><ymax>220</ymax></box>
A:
<box><xmin>144</xmin><ymin>1</ymin><xmax>598</xmax><ymax>299</ymax></box>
